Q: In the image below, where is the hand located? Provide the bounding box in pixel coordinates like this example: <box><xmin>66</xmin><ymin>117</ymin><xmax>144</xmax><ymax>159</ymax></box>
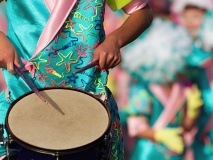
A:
<box><xmin>0</xmin><ymin>32</ymin><xmax>20</xmax><ymax>74</ymax></box>
<box><xmin>186</xmin><ymin>84</ymin><xmax>203</xmax><ymax>119</ymax></box>
<box><xmin>92</xmin><ymin>35</ymin><xmax>121</xmax><ymax>70</ymax></box>
<box><xmin>154</xmin><ymin>127</ymin><xmax>184</xmax><ymax>154</ymax></box>
<box><xmin>127</xmin><ymin>116</ymin><xmax>149</xmax><ymax>137</ymax></box>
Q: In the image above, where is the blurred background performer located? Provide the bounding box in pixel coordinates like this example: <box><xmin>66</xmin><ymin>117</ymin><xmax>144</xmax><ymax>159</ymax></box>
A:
<box><xmin>171</xmin><ymin>0</ymin><xmax>213</xmax><ymax>159</ymax></box>
<box><xmin>119</xmin><ymin>2</ymin><xmax>204</xmax><ymax>159</ymax></box>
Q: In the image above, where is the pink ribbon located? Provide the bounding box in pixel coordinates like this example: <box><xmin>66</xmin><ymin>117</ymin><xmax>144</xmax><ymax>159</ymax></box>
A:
<box><xmin>149</xmin><ymin>84</ymin><xmax>169</xmax><ymax>106</ymax></box>
<box><xmin>149</xmin><ymin>83</ymin><xmax>186</xmax><ymax>130</ymax></box>
<box><xmin>31</xmin><ymin>0</ymin><xmax>77</xmax><ymax>60</ymax></box>
<box><xmin>44</xmin><ymin>0</ymin><xmax>56</xmax><ymax>12</ymax></box>
<box><xmin>21</xmin><ymin>58</ymin><xmax>37</xmax><ymax>78</ymax></box>
<box><xmin>127</xmin><ymin>116</ymin><xmax>149</xmax><ymax>137</ymax></box>
<box><xmin>201</xmin><ymin>58</ymin><xmax>213</xmax><ymax>68</ymax></box>
<box><xmin>206</xmin><ymin>63</ymin><xmax>213</xmax><ymax>89</ymax></box>
<box><xmin>123</xmin><ymin>0</ymin><xmax>148</xmax><ymax>14</ymax></box>
<box><xmin>200</xmin><ymin>115</ymin><xmax>213</xmax><ymax>139</ymax></box>
<box><xmin>184</xmin><ymin>128</ymin><xmax>197</xmax><ymax>160</ymax></box>
<box><xmin>0</xmin><ymin>155</ymin><xmax>6</xmax><ymax>160</ymax></box>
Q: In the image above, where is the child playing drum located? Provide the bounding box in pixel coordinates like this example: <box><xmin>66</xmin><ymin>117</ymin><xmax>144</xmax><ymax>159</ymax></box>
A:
<box><xmin>0</xmin><ymin>0</ymin><xmax>153</xmax><ymax>159</ymax></box>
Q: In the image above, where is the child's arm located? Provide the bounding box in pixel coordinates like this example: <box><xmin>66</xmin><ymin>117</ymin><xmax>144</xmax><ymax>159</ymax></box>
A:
<box><xmin>0</xmin><ymin>32</ymin><xmax>21</xmax><ymax>74</ymax></box>
<box><xmin>0</xmin><ymin>0</ymin><xmax>20</xmax><ymax>73</ymax></box>
<box><xmin>93</xmin><ymin>4</ymin><xmax>153</xmax><ymax>69</ymax></box>
<box><xmin>127</xmin><ymin>115</ymin><xmax>184</xmax><ymax>154</ymax></box>
<box><xmin>182</xmin><ymin>85</ymin><xmax>203</xmax><ymax>131</ymax></box>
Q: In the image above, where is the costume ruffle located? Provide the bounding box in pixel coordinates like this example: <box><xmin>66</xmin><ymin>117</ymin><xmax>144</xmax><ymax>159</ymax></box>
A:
<box><xmin>122</xmin><ymin>18</ymin><xmax>192</xmax><ymax>84</ymax></box>
<box><xmin>171</xmin><ymin>0</ymin><xmax>213</xmax><ymax>14</ymax></box>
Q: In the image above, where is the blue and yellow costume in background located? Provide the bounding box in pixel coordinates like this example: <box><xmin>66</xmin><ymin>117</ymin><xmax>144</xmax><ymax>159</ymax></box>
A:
<box><xmin>188</xmin><ymin>43</ymin><xmax>213</xmax><ymax>160</ymax></box>
<box><xmin>0</xmin><ymin>0</ymin><xmax>132</xmax><ymax>159</ymax></box>
<box><xmin>119</xmin><ymin>17</ymin><xmax>192</xmax><ymax>160</ymax></box>
<box><xmin>120</xmin><ymin>83</ymin><xmax>184</xmax><ymax>160</ymax></box>
<box><xmin>185</xmin><ymin>10</ymin><xmax>213</xmax><ymax>160</ymax></box>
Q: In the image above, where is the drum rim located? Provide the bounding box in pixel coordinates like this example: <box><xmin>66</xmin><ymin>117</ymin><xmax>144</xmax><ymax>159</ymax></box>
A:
<box><xmin>5</xmin><ymin>87</ymin><xmax>111</xmax><ymax>156</ymax></box>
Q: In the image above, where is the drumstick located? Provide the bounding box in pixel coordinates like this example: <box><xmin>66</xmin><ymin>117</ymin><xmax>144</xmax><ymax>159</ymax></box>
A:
<box><xmin>73</xmin><ymin>61</ymin><xmax>99</xmax><ymax>74</ymax></box>
<box><xmin>14</xmin><ymin>65</ymin><xmax>47</xmax><ymax>103</ymax></box>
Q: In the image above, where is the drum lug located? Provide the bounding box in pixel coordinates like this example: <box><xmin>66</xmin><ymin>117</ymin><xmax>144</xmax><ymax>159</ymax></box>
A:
<box><xmin>54</xmin><ymin>152</ymin><xmax>60</xmax><ymax>160</ymax></box>
<box><xmin>0</xmin><ymin>124</ymin><xmax>4</xmax><ymax>146</ymax></box>
<box><xmin>5</xmin><ymin>135</ymin><xmax>15</xmax><ymax>159</ymax></box>
<box><xmin>7</xmin><ymin>135</ymin><xmax>13</xmax><ymax>145</ymax></box>
<box><xmin>99</xmin><ymin>133</ymin><xmax>112</xmax><ymax>160</ymax></box>
<box><xmin>0</xmin><ymin>126</ymin><xmax>14</xmax><ymax>160</ymax></box>
<box><xmin>5</xmin><ymin>89</ymin><xmax>14</xmax><ymax>104</ymax></box>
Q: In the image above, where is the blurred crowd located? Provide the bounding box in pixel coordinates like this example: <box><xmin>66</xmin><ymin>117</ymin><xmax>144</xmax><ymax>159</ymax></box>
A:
<box><xmin>1</xmin><ymin>0</ymin><xmax>213</xmax><ymax>160</ymax></box>
<box><xmin>105</xmin><ymin>0</ymin><xmax>213</xmax><ymax>160</ymax></box>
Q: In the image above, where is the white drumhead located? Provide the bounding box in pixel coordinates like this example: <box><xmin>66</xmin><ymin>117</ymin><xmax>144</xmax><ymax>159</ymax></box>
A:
<box><xmin>7</xmin><ymin>89</ymin><xmax>110</xmax><ymax>150</ymax></box>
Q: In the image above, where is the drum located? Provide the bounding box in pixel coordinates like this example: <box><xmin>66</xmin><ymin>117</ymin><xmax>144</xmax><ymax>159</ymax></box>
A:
<box><xmin>5</xmin><ymin>88</ymin><xmax>111</xmax><ymax>160</ymax></box>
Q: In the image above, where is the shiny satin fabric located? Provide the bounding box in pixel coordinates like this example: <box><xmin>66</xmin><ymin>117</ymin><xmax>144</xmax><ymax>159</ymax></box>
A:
<box><xmin>1</xmin><ymin>0</ymin><xmax>124</xmax><ymax>159</ymax></box>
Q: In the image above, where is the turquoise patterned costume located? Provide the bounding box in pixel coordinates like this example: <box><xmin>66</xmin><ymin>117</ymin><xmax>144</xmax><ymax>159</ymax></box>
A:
<box><xmin>0</xmin><ymin>0</ymin><xmax>125</xmax><ymax>159</ymax></box>
<box><xmin>119</xmin><ymin>83</ymin><xmax>184</xmax><ymax>160</ymax></box>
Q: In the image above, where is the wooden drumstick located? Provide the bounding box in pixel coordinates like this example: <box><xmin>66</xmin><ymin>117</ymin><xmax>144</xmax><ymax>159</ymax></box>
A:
<box><xmin>73</xmin><ymin>61</ymin><xmax>99</xmax><ymax>74</ymax></box>
<box><xmin>14</xmin><ymin>65</ymin><xmax>47</xmax><ymax>103</ymax></box>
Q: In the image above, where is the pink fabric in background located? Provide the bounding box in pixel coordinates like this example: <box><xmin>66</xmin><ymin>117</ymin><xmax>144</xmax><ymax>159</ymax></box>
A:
<box><xmin>0</xmin><ymin>70</ymin><xmax>6</xmax><ymax>92</ymax></box>
<box><xmin>0</xmin><ymin>155</ymin><xmax>6</xmax><ymax>160</ymax></box>
<box><xmin>0</xmin><ymin>2</ymin><xmax>7</xmax><ymax>91</ymax></box>
<box><xmin>127</xmin><ymin>116</ymin><xmax>149</xmax><ymax>137</ymax></box>
<box><xmin>123</xmin><ymin>0</ymin><xmax>148</xmax><ymax>14</ymax></box>
<box><xmin>0</xmin><ymin>1</ymin><xmax>7</xmax><ymax>34</ymax></box>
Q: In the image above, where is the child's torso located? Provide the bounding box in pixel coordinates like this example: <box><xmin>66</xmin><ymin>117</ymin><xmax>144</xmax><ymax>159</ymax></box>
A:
<box><xmin>4</xmin><ymin>0</ymin><xmax>108</xmax><ymax>100</ymax></box>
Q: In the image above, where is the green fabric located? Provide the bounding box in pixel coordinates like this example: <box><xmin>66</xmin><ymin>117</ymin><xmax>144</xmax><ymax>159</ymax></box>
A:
<box><xmin>106</xmin><ymin>0</ymin><xmax>131</xmax><ymax>11</ymax></box>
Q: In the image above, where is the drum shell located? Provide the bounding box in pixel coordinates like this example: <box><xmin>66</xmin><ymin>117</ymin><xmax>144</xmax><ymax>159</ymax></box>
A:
<box><xmin>7</xmin><ymin>140</ymin><xmax>106</xmax><ymax>160</ymax></box>
<box><xmin>5</xmin><ymin>88</ymin><xmax>111</xmax><ymax>159</ymax></box>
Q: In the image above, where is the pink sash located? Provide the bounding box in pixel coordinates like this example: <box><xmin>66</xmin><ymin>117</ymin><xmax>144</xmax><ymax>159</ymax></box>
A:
<box><xmin>44</xmin><ymin>0</ymin><xmax>56</xmax><ymax>12</ymax></box>
<box><xmin>150</xmin><ymin>83</ymin><xmax>196</xmax><ymax>160</ymax></box>
<box><xmin>0</xmin><ymin>155</ymin><xmax>6</xmax><ymax>160</ymax></box>
<box><xmin>30</xmin><ymin>0</ymin><xmax>77</xmax><ymax>60</ymax></box>
<box><xmin>200</xmin><ymin>114</ymin><xmax>213</xmax><ymax>139</ymax></box>
<box><xmin>149</xmin><ymin>83</ymin><xmax>186</xmax><ymax>130</ymax></box>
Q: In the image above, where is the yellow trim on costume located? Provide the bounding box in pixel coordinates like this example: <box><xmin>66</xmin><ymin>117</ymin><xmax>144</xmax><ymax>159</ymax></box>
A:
<box><xmin>106</xmin><ymin>0</ymin><xmax>131</xmax><ymax>11</ymax></box>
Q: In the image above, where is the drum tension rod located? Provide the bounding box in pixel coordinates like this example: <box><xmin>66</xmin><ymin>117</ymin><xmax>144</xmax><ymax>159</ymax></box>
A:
<box><xmin>0</xmin><ymin>124</ymin><xmax>4</xmax><ymax>146</ymax></box>
<box><xmin>54</xmin><ymin>152</ymin><xmax>60</xmax><ymax>160</ymax></box>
